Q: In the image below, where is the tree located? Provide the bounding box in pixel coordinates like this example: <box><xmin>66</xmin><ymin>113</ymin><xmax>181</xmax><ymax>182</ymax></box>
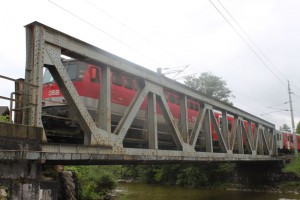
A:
<box><xmin>279</xmin><ymin>123</ymin><xmax>291</xmax><ymax>132</ymax></box>
<box><xmin>184</xmin><ymin>72</ymin><xmax>234</xmax><ymax>104</ymax></box>
<box><xmin>296</xmin><ymin>121</ymin><xmax>300</xmax><ymax>134</ymax></box>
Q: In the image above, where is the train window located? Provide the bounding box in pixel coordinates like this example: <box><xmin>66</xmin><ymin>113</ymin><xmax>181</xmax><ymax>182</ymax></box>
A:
<box><xmin>90</xmin><ymin>67</ymin><xmax>99</xmax><ymax>83</ymax></box>
<box><xmin>298</xmin><ymin>137</ymin><xmax>300</xmax><ymax>144</ymax></box>
<box><xmin>170</xmin><ymin>95</ymin><xmax>176</xmax><ymax>104</ymax></box>
<box><xmin>195</xmin><ymin>103</ymin><xmax>199</xmax><ymax>111</ymax></box>
<box><xmin>175</xmin><ymin>97</ymin><xmax>180</xmax><ymax>105</ymax></box>
<box><xmin>65</xmin><ymin>63</ymin><xmax>78</xmax><ymax>80</ymax></box>
<box><xmin>112</xmin><ymin>73</ymin><xmax>122</xmax><ymax>86</ymax></box>
<box><xmin>228</xmin><ymin>121</ymin><xmax>232</xmax><ymax>132</ymax></box>
<box><xmin>131</xmin><ymin>80</ymin><xmax>138</xmax><ymax>91</ymax></box>
<box><xmin>290</xmin><ymin>136</ymin><xmax>293</xmax><ymax>142</ymax></box>
<box><xmin>124</xmin><ymin>77</ymin><xmax>134</xmax><ymax>90</ymax></box>
<box><xmin>188</xmin><ymin>102</ymin><xmax>195</xmax><ymax>110</ymax></box>
<box><xmin>77</xmin><ymin>63</ymin><xmax>88</xmax><ymax>80</ymax></box>
<box><xmin>43</xmin><ymin>69</ymin><xmax>53</xmax><ymax>84</ymax></box>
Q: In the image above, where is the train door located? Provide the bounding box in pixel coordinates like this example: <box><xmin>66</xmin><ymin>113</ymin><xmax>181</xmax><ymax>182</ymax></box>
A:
<box><xmin>276</xmin><ymin>131</ymin><xmax>283</xmax><ymax>149</ymax></box>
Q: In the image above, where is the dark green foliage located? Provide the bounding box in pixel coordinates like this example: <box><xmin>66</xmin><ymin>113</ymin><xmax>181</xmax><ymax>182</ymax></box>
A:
<box><xmin>65</xmin><ymin>166</ymin><xmax>118</xmax><ymax>200</ymax></box>
<box><xmin>283</xmin><ymin>156</ymin><xmax>300</xmax><ymax>177</ymax></box>
<box><xmin>296</xmin><ymin>121</ymin><xmax>300</xmax><ymax>134</ymax></box>
<box><xmin>279</xmin><ymin>123</ymin><xmax>291</xmax><ymax>132</ymax></box>
<box><xmin>154</xmin><ymin>164</ymin><xmax>181</xmax><ymax>184</ymax></box>
<box><xmin>122</xmin><ymin>163</ymin><xmax>236</xmax><ymax>187</ymax></box>
<box><xmin>120</xmin><ymin>165</ymin><xmax>157</xmax><ymax>183</ymax></box>
<box><xmin>63</xmin><ymin>163</ymin><xmax>236</xmax><ymax>199</ymax></box>
<box><xmin>0</xmin><ymin>115</ymin><xmax>10</xmax><ymax>122</ymax></box>
<box><xmin>184</xmin><ymin>72</ymin><xmax>234</xmax><ymax>104</ymax></box>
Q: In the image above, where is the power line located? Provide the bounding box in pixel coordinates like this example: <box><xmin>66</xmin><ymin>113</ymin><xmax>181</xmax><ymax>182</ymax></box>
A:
<box><xmin>233</xmin><ymin>98</ymin><xmax>268</xmax><ymax>117</ymax></box>
<box><xmin>260</xmin><ymin>109</ymin><xmax>289</xmax><ymax>116</ymax></box>
<box><xmin>218</xmin><ymin>0</ymin><xmax>300</xmax><ymax>95</ymax></box>
<box><xmin>218</xmin><ymin>0</ymin><xmax>300</xmax><ymax>99</ymax></box>
<box><xmin>85</xmin><ymin>0</ymin><xmax>187</xmax><ymax>66</ymax></box>
<box><xmin>217</xmin><ymin>0</ymin><xmax>289</xmax><ymax>82</ymax></box>
<box><xmin>208</xmin><ymin>0</ymin><xmax>287</xmax><ymax>87</ymax></box>
<box><xmin>266</xmin><ymin>102</ymin><xmax>289</xmax><ymax>109</ymax></box>
<box><xmin>171</xmin><ymin>65</ymin><xmax>190</xmax><ymax>79</ymax></box>
<box><xmin>48</xmin><ymin>0</ymin><xmax>166</xmax><ymax>67</ymax></box>
<box><xmin>291</xmin><ymin>82</ymin><xmax>300</xmax><ymax>93</ymax></box>
<box><xmin>293</xmin><ymin>93</ymin><xmax>300</xmax><ymax>100</ymax></box>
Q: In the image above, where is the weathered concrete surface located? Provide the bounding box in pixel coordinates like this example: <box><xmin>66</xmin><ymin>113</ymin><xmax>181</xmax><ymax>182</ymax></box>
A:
<box><xmin>0</xmin><ymin>123</ymin><xmax>56</xmax><ymax>199</ymax></box>
<box><xmin>0</xmin><ymin>122</ymin><xmax>43</xmax><ymax>141</ymax></box>
<box><xmin>234</xmin><ymin>162</ymin><xmax>299</xmax><ymax>187</ymax></box>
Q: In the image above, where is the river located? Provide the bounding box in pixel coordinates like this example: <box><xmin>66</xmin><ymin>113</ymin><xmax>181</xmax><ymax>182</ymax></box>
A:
<box><xmin>116</xmin><ymin>182</ymin><xmax>299</xmax><ymax>200</ymax></box>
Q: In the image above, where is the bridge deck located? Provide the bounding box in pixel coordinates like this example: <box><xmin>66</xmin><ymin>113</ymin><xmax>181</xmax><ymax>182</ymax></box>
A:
<box><xmin>0</xmin><ymin>122</ymin><xmax>282</xmax><ymax>164</ymax></box>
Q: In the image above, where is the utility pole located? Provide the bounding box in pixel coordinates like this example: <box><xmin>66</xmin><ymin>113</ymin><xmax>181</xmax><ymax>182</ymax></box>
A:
<box><xmin>288</xmin><ymin>80</ymin><xmax>298</xmax><ymax>157</ymax></box>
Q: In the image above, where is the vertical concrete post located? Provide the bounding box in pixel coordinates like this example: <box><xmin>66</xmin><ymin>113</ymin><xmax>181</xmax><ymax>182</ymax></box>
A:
<box><xmin>179</xmin><ymin>95</ymin><xmax>188</xmax><ymax>143</ymax></box>
<box><xmin>147</xmin><ymin>93</ymin><xmax>158</xmax><ymax>149</ymax></box>
<box><xmin>0</xmin><ymin>161</ymin><xmax>41</xmax><ymax>200</ymax></box>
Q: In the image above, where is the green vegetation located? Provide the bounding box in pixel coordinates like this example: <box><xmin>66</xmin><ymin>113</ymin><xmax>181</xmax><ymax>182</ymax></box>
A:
<box><xmin>283</xmin><ymin>156</ymin><xmax>300</xmax><ymax>177</ymax></box>
<box><xmin>121</xmin><ymin>163</ymin><xmax>236</xmax><ymax>187</ymax></box>
<box><xmin>64</xmin><ymin>163</ymin><xmax>236</xmax><ymax>199</ymax></box>
<box><xmin>279</xmin><ymin>157</ymin><xmax>300</xmax><ymax>192</ymax></box>
<box><xmin>183</xmin><ymin>72</ymin><xmax>234</xmax><ymax>105</ymax></box>
<box><xmin>65</xmin><ymin>166</ymin><xmax>120</xmax><ymax>200</ymax></box>
<box><xmin>296</xmin><ymin>121</ymin><xmax>300</xmax><ymax>134</ymax></box>
<box><xmin>0</xmin><ymin>115</ymin><xmax>10</xmax><ymax>122</ymax></box>
<box><xmin>279</xmin><ymin>123</ymin><xmax>291</xmax><ymax>132</ymax></box>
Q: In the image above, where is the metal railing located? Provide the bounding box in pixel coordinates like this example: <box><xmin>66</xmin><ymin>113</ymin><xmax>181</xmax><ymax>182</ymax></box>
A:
<box><xmin>0</xmin><ymin>75</ymin><xmax>37</xmax><ymax>124</ymax></box>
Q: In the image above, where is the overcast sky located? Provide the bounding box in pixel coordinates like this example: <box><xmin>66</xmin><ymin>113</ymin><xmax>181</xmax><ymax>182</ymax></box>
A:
<box><xmin>0</xmin><ymin>0</ymin><xmax>299</xmax><ymax>129</ymax></box>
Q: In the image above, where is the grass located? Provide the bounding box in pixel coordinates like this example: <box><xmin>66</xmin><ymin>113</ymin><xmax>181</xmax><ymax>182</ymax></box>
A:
<box><xmin>283</xmin><ymin>156</ymin><xmax>300</xmax><ymax>177</ymax></box>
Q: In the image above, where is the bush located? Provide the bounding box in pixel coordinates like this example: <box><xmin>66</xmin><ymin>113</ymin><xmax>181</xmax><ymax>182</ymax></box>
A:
<box><xmin>0</xmin><ymin>115</ymin><xmax>10</xmax><ymax>122</ymax></box>
<box><xmin>65</xmin><ymin>166</ymin><xmax>118</xmax><ymax>200</ymax></box>
<box><xmin>283</xmin><ymin>156</ymin><xmax>300</xmax><ymax>177</ymax></box>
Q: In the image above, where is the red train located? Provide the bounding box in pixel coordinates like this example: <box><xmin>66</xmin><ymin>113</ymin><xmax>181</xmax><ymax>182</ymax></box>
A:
<box><xmin>42</xmin><ymin>59</ymin><xmax>300</xmax><ymax>152</ymax></box>
<box><xmin>276</xmin><ymin>130</ymin><xmax>300</xmax><ymax>154</ymax></box>
<box><xmin>42</xmin><ymin>59</ymin><xmax>201</xmax><ymax>148</ymax></box>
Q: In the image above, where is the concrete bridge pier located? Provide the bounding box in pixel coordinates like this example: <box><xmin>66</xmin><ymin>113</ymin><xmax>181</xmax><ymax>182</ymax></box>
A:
<box><xmin>234</xmin><ymin>161</ymin><xmax>284</xmax><ymax>187</ymax></box>
<box><xmin>0</xmin><ymin>160</ymin><xmax>41</xmax><ymax>200</ymax></box>
<box><xmin>0</xmin><ymin>122</ymin><xmax>56</xmax><ymax>199</ymax></box>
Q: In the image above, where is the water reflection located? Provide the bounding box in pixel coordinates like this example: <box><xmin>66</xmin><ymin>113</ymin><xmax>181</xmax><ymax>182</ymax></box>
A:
<box><xmin>118</xmin><ymin>183</ymin><xmax>299</xmax><ymax>200</ymax></box>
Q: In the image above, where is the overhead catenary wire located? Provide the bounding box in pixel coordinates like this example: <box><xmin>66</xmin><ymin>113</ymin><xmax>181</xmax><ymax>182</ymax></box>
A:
<box><xmin>85</xmin><ymin>0</ymin><xmax>187</xmax><ymax>67</ymax></box>
<box><xmin>217</xmin><ymin>0</ymin><xmax>300</xmax><ymax>95</ymax></box>
<box><xmin>291</xmin><ymin>83</ymin><xmax>300</xmax><ymax>93</ymax></box>
<box><xmin>48</xmin><ymin>0</ymin><xmax>298</xmax><ymax>123</ymax></box>
<box><xmin>217</xmin><ymin>0</ymin><xmax>290</xmax><ymax>81</ymax></box>
<box><xmin>260</xmin><ymin>109</ymin><xmax>289</xmax><ymax>116</ymax></box>
<box><xmin>209</xmin><ymin>0</ymin><xmax>287</xmax><ymax>87</ymax></box>
<box><xmin>266</xmin><ymin>102</ymin><xmax>289</xmax><ymax>109</ymax></box>
<box><xmin>48</xmin><ymin>0</ymin><xmax>166</xmax><ymax>68</ymax></box>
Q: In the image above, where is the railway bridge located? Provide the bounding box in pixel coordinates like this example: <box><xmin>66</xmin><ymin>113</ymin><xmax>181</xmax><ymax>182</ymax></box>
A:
<box><xmin>0</xmin><ymin>22</ymin><xmax>282</xmax><ymax>199</ymax></box>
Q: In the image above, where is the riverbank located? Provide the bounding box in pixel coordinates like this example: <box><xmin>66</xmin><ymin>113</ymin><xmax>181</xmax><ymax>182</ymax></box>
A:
<box><xmin>55</xmin><ymin>157</ymin><xmax>300</xmax><ymax>199</ymax></box>
<box><xmin>117</xmin><ymin>161</ymin><xmax>300</xmax><ymax>195</ymax></box>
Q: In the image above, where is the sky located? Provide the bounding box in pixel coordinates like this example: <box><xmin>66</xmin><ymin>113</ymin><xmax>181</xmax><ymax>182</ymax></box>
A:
<box><xmin>0</xmin><ymin>0</ymin><xmax>299</xmax><ymax>130</ymax></box>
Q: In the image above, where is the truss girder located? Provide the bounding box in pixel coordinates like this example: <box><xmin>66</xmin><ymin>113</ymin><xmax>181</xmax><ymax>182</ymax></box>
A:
<box><xmin>147</xmin><ymin>93</ymin><xmax>158</xmax><ymax>149</ymax></box>
<box><xmin>96</xmin><ymin>66</ymin><xmax>111</xmax><ymax>132</ymax></box>
<box><xmin>24</xmin><ymin>24</ymin><xmax>44</xmax><ymax>128</ymax></box>
<box><xmin>24</xmin><ymin>22</ymin><xmax>278</xmax><ymax>160</ymax></box>
<box><xmin>211</xmin><ymin>110</ymin><xmax>227</xmax><ymax>153</ymax></box>
<box><xmin>44</xmin><ymin>44</ymin><xmax>117</xmax><ymax>147</ymax></box>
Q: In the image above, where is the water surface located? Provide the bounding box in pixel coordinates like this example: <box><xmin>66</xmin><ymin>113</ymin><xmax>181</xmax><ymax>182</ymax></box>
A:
<box><xmin>118</xmin><ymin>182</ymin><xmax>299</xmax><ymax>200</ymax></box>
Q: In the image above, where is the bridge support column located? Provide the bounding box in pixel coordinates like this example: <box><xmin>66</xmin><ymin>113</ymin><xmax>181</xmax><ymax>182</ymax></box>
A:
<box><xmin>0</xmin><ymin>123</ymin><xmax>57</xmax><ymax>199</ymax></box>
<box><xmin>234</xmin><ymin>162</ymin><xmax>284</xmax><ymax>187</ymax></box>
<box><xmin>0</xmin><ymin>161</ymin><xmax>42</xmax><ymax>200</ymax></box>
